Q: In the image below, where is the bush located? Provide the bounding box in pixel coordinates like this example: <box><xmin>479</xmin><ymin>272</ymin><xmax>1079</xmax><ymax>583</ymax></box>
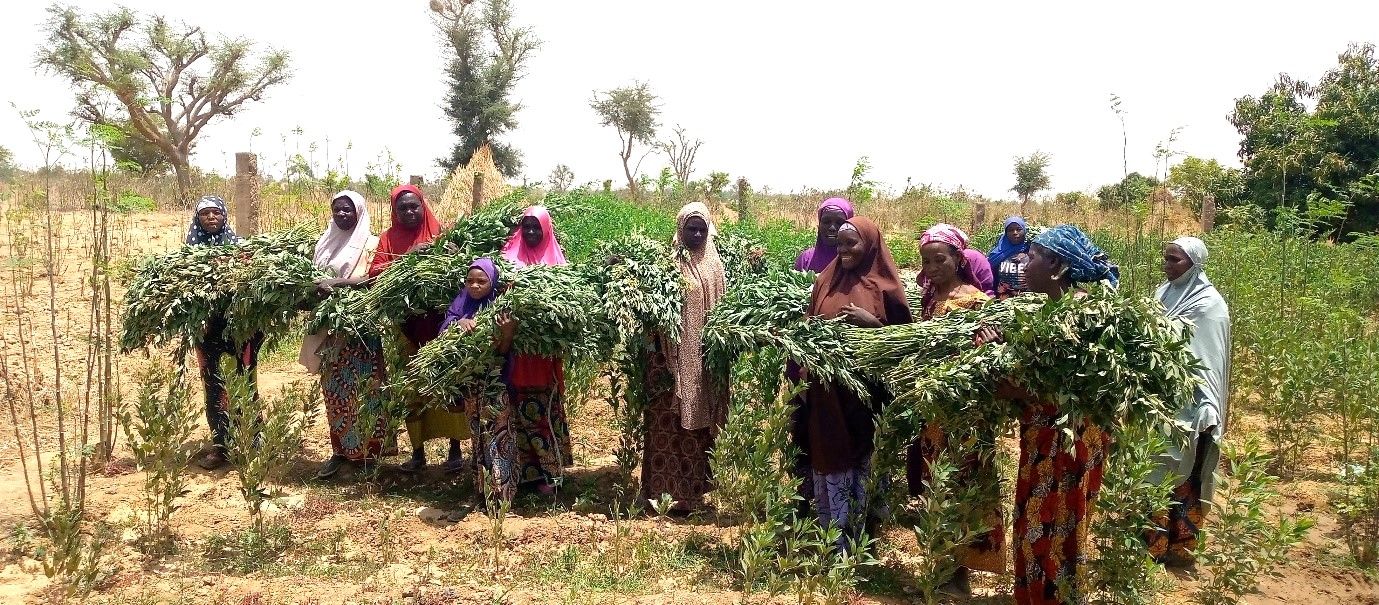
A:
<box><xmin>111</xmin><ymin>191</ymin><xmax>156</xmax><ymax>213</ymax></box>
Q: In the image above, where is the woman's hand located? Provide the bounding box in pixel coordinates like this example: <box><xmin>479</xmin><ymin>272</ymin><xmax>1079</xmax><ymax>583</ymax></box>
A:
<box><xmin>497</xmin><ymin>312</ymin><xmax>518</xmax><ymax>340</ymax></box>
<box><xmin>973</xmin><ymin>325</ymin><xmax>1004</xmax><ymax>346</ymax></box>
<box><xmin>457</xmin><ymin>318</ymin><xmax>478</xmax><ymax>333</ymax></box>
<box><xmin>840</xmin><ymin>303</ymin><xmax>883</xmax><ymax>328</ymax></box>
<box><xmin>314</xmin><ymin>277</ymin><xmax>343</xmax><ymax>297</ymax></box>
<box><xmin>409</xmin><ymin>241</ymin><xmax>434</xmax><ymax>254</ymax></box>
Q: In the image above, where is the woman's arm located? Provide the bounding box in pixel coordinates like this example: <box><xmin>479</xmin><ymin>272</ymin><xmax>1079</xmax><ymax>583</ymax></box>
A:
<box><xmin>494</xmin><ymin>313</ymin><xmax>517</xmax><ymax>354</ymax></box>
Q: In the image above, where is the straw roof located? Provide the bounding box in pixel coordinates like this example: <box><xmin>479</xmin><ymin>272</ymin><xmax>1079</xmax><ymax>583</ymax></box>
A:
<box><xmin>438</xmin><ymin>143</ymin><xmax>512</xmax><ymax>220</ymax></box>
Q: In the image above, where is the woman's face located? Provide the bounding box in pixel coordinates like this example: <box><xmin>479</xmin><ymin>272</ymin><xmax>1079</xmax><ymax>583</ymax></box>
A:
<box><xmin>680</xmin><ymin>216</ymin><xmax>709</xmax><ymax>251</ymax></box>
<box><xmin>920</xmin><ymin>242</ymin><xmax>962</xmax><ymax>287</ymax></box>
<box><xmin>836</xmin><ymin>228</ymin><xmax>865</xmax><ymax>270</ymax></box>
<box><xmin>465</xmin><ymin>267</ymin><xmax>493</xmax><ymax>300</ymax></box>
<box><xmin>197</xmin><ymin>207</ymin><xmax>225</xmax><ymax>234</ymax></box>
<box><xmin>1005</xmin><ymin>222</ymin><xmax>1026</xmax><ymax>246</ymax></box>
<box><xmin>395</xmin><ymin>192</ymin><xmax>423</xmax><ymax>228</ymax></box>
<box><xmin>1025</xmin><ymin>243</ymin><xmax>1063</xmax><ymax>294</ymax></box>
<box><xmin>520</xmin><ymin>216</ymin><xmax>544</xmax><ymax>248</ymax></box>
<box><xmin>819</xmin><ymin>208</ymin><xmax>848</xmax><ymax>246</ymax></box>
<box><xmin>1162</xmin><ymin>243</ymin><xmax>1193</xmax><ymax>282</ymax></box>
<box><xmin>331</xmin><ymin>197</ymin><xmax>358</xmax><ymax>231</ymax></box>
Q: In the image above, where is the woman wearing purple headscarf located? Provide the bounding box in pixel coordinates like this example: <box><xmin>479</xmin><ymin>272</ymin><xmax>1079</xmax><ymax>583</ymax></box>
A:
<box><xmin>794</xmin><ymin>198</ymin><xmax>855</xmax><ymax>272</ymax></box>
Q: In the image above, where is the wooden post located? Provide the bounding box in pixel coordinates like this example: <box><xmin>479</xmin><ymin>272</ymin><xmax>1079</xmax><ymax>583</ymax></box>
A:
<box><xmin>409</xmin><ymin>175</ymin><xmax>424</xmax><ymax>186</ymax></box>
<box><xmin>1201</xmin><ymin>193</ymin><xmax>1217</xmax><ymax>233</ymax></box>
<box><xmin>972</xmin><ymin>202</ymin><xmax>987</xmax><ymax>235</ymax></box>
<box><xmin>472</xmin><ymin>172</ymin><xmax>484</xmax><ymax>212</ymax></box>
<box><xmin>735</xmin><ymin>177</ymin><xmax>750</xmax><ymax>224</ymax></box>
<box><xmin>233</xmin><ymin>152</ymin><xmax>260</xmax><ymax>235</ymax></box>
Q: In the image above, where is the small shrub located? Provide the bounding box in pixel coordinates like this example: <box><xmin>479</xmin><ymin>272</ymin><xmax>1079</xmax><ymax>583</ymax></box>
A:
<box><xmin>203</xmin><ymin>520</ymin><xmax>293</xmax><ymax>574</ymax></box>
<box><xmin>1089</xmin><ymin>428</ymin><xmax>1176</xmax><ymax>605</ymax></box>
<box><xmin>111</xmin><ymin>191</ymin><xmax>156</xmax><ymax>213</ymax></box>
<box><xmin>222</xmin><ymin>367</ymin><xmax>318</xmax><ymax>529</ymax></box>
<box><xmin>118</xmin><ymin>362</ymin><xmax>200</xmax><ymax>553</ymax></box>
<box><xmin>1336</xmin><ymin>446</ymin><xmax>1379</xmax><ymax>567</ymax></box>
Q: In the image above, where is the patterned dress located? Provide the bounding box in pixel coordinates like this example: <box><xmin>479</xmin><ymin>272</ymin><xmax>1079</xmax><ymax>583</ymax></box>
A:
<box><xmin>1013</xmin><ymin>402</ymin><xmax>1109</xmax><ymax>605</ymax></box>
<box><xmin>908</xmin><ymin>288</ymin><xmax>1007</xmax><ymax>574</ymax></box>
<box><xmin>507</xmin><ymin>354</ymin><xmax>572</xmax><ymax>488</ymax></box>
<box><xmin>641</xmin><ymin>340</ymin><xmax>727</xmax><ymax>511</ymax></box>
<box><xmin>1146</xmin><ymin>431</ymin><xmax>1213</xmax><ymax>561</ymax></box>
<box><xmin>195</xmin><ymin>317</ymin><xmax>264</xmax><ymax>451</ymax></box>
<box><xmin>319</xmin><ymin>335</ymin><xmax>387</xmax><ymax>461</ymax></box>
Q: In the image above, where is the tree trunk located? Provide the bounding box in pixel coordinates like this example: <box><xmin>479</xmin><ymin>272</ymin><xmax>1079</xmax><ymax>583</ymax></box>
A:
<box><xmin>172</xmin><ymin>152</ymin><xmax>193</xmax><ymax>204</ymax></box>
<box><xmin>622</xmin><ymin>139</ymin><xmax>637</xmax><ymax>197</ymax></box>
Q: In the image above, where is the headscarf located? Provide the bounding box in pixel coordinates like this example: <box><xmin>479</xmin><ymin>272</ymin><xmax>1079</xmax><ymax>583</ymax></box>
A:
<box><xmin>502</xmin><ymin>205</ymin><xmax>568</xmax><ymax>268</ymax></box>
<box><xmin>367</xmin><ymin>184</ymin><xmax>443</xmax><ymax>278</ymax></box>
<box><xmin>1032</xmin><ymin>224</ymin><xmax>1120</xmax><ymax>287</ymax></box>
<box><xmin>918</xmin><ymin>223</ymin><xmax>982</xmax><ymax>316</ymax></box>
<box><xmin>313</xmin><ymin>190</ymin><xmax>373</xmax><ymax>278</ymax></box>
<box><xmin>441</xmin><ymin>258</ymin><xmax>500</xmax><ymax>332</ymax></box>
<box><xmin>808</xmin><ymin>216</ymin><xmax>907</xmax><ymax>322</ymax></box>
<box><xmin>794</xmin><ymin>197</ymin><xmax>856</xmax><ymax>272</ymax></box>
<box><xmin>185</xmin><ymin>195</ymin><xmax>240</xmax><ymax>246</ymax></box>
<box><xmin>987</xmin><ymin>216</ymin><xmax>1030</xmax><ymax>269</ymax></box>
<box><xmin>669</xmin><ymin>202</ymin><xmax>727</xmax><ymax>431</ymax></box>
<box><xmin>1153</xmin><ymin>235</ymin><xmax>1231</xmax><ymax>503</ymax></box>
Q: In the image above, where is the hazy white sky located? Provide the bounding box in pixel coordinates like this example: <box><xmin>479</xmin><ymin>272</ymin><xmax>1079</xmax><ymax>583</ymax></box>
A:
<box><xmin>2</xmin><ymin>0</ymin><xmax>1376</xmax><ymax>200</ymax></box>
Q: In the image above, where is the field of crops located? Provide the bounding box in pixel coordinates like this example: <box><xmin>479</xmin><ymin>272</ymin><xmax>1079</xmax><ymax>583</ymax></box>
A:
<box><xmin>2</xmin><ymin>176</ymin><xmax>1379</xmax><ymax>604</ymax></box>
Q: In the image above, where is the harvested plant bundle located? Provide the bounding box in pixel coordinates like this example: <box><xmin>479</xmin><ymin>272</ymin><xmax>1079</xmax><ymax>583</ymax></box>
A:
<box><xmin>404</xmin><ymin>263</ymin><xmax>606</xmax><ymax>400</ymax></box>
<box><xmin>120</xmin><ymin>225</ymin><xmax>319</xmax><ymax>352</ymax></box>
<box><xmin>223</xmin><ymin>250</ymin><xmax>327</xmax><ymax>346</ymax></box>
<box><xmin>586</xmin><ymin>234</ymin><xmax>685</xmax><ymax>345</ymax></box>
<box><xmin>702</xmin><ymin>269</ymin><xmax>870</xmax><ymax>397</ymax></box>
<box><xmin>715</xmin><ymin>231</ymin><xmax>769</xmax><ymax>287</ymax></box>
<box><xmin>355</xmin><ymin>190</ymin><xmax>578</xmax><ymax>322</ymax></box>
<box><xmin>306</xmin><ymin>288</ymin><xmax>380</xmax><ymax>341</ymax></box>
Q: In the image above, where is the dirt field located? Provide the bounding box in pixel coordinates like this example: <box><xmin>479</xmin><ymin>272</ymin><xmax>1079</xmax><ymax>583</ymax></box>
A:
<box><xmin>2</xmin><ymin>207</ymin><xmax>1377</xmax><ymax>604</ymax></box>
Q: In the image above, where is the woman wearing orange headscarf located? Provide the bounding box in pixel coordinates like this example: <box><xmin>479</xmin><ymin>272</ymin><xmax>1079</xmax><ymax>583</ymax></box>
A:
<box><xmin>801</xmin><ymin>217</ymin><xmax>911</xmax><ymax>550</ymax></box>
<box><xmin>370</xmin><ymin>185</ymin><xmax>470</xmax><ymax>473</ymax></box>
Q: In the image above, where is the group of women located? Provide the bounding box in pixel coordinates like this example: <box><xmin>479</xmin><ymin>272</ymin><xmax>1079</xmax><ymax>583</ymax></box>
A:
<box><xmin>181</xmin><ymin>187</ymin><xmax>1231</xmax><ymax>605</ymax></box>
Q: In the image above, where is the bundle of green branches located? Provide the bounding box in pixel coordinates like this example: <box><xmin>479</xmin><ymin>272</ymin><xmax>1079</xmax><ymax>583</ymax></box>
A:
<box><xmin>355</xmin><ymin>190</ymin><xmax>581</xmax><ymax>323</ymax></box>
<box><xmin>852</xmin><ymin>288</ymin><xmax>1197</xmax><ymax>437</ymax></box>
<box><xmin>715</xmin><ymin>231</ymin><xmax>769</xmax><ymax>287</ymax></box>
<box><xmin>702</xmin><ymin>269</ymin><xmax>869</xmax><ymax>397</ymax></box>
<box><xmin>120</xmin><ymin>225</ymin><xmax>318</xmax><ymax>352</ymax></box>
<box><xmin>404</xmin><ymin>263</ymin><xmax>606</xmax><ymax>400</ymax></box>
<box><xmin>223</xmin><ymin>250</ymin><xmax>328</xmax><ymax>345</ymax></box>
<box><xmin>586</xmin><ymin>234</ymin><xmax>685</xmax><ymax>346</ymax></box>
<box><xmin>306</xmin><ymin>287</ymin><xmax>380</xmax><ymax>341</ymax></box>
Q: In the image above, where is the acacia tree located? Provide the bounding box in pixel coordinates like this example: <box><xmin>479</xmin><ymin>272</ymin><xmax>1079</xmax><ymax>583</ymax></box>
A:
<box><xmin>591</xmin><ymin>82</ymin><xmax>660</xmax><ymax>196</ymax></box>
<box><xmin>657</xmin><ymin>125</ymin><xmax>702</xmax><ymax>188</ymax></box>
<box><xmin>430</xmin><ymin>0</ymin><xmax>538</xmax><ymax>178</ymax></box>
<box><xmin>36</xmin><ymin>4</ymin><xmax>291</xmax><ymax>201</ymax></box>
<box><xmin>1012</xmin><ymin>151</ymin><xmax>1052</xmax><ymax>211</ymax></box>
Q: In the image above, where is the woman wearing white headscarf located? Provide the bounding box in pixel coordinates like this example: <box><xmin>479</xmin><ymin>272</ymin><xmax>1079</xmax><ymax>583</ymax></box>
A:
<box><xmin>640</xmin><ymin>202</ymin><xmax>729</xmax><ymax>512</ymax></box>
<box><xmin>300</xmin><ymin>190</ymin><xmax>386</xmax><ymax>479</ymax></box>
<box><xmin>1147</xmin><ymin>235</ymin><xmax>1231</xmax><ymax>567</ymax></box>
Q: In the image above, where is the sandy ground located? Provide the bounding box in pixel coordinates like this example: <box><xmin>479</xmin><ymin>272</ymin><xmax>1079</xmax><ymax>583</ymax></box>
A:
<box><xmin>1</xmin><ymin>206</ymin><xmax>1376</xmax><ymax>604</ymax></box>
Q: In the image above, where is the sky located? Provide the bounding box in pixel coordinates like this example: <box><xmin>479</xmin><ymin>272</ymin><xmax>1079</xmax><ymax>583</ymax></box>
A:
<box><xmin>2</xmin><ymin>0</ymin><xmax>1377</xmax><ymax>200</ymax></box>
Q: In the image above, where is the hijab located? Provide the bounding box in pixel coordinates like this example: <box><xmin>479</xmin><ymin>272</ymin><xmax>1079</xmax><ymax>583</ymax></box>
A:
<box><xmin>367</xmin><ymin>184</ymin><xmax>442</xmax><ymax>278</ymax></box>
<box><xmin>808</xmin><ymin>216</ymin><xmax>907</xmax><ymax>322</ymax></box>
<box><xmin>502</xmin><ymin>205</ymin><xmax>568</xmax><ymax>268</ymax></box>
<box><xmin>794</xmin><ymin>197</ymin><xmax>856</xmax><ymax>272</ymax></box>
<box><xmin>185</xmin><ymin>195</ymin><xmax>240</xmax><ymax>246</ymax></box>
<box><xmin>313</xmin><ymin>190</ymin><xmax>373</xmax><ymax>278</ymax></box>
<box><xmin>987</xmin><ymin>216</ymin><xmax>1030</xmax><ymax>268</ymax></box>
<box><xmin>1033</xmin><ymin>224</ymin><xmax>1120</xmax><ymax>287</ymax></box>
<box><xmin>1155</xmin><ymin>236</ymin><xmax>1230</xmax><ymax>435</ymax></box>
<box><xmin>441</xmin><ymin>258</ymin><xmax>501</xmax><ymax>332</ymax></box>
<box><xmin>670</xmin><ymin>202</ymin><xmax>728</xmax><ymax>431</ymax></box>
<box><xmin>918</xmin><ymin>223</ymin><xmax>982</xmax><ymax>316</ymax></box>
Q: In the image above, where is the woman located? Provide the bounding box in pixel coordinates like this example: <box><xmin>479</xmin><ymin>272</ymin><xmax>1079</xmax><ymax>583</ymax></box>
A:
<box><xmin>976</xmin><ymin>224</ymin><xmax>1119</xmax><ymax>605</ymax></box>
<box><xmin>988</xmin><ymin>216</ymin><xmax>1032</xmax><ymax>300</ymax></box>
<box><xmin>498</xmin><ymin>205</ymin><xmax>573</xmax><ymax>494</ymax></box>
<box><xmin>803</xmin><ymin>217</ymin><xmax>912</xmax><ymax>549</ymax></box>
<box><xmin>909</xmin><ymin>224</ymin><xmax>1003</xmax><ymax>595</ymax></box>
<box><xmin>1147</xmin><ymin>236</ymin><xmax>1230</xmax><ymax>567</ymax></box>
<box><xmin>187</xmin><ymin>195</ymin><xmax>263</xmax><ymax>471</ymax></box>
<box><xmin>794</xmin><ymin>197</ymin><xmax>856</xmax><ymax>272</ymax></box>
<box><xmin>440</xmin><ymin>258</ymin><xmax>522</xmax><ymax>501</ymax></box>
<box><xmin>301</xmin><ymin>190</ymin><xmax>386</xmax><ymax>479</ymax></box>
<box><xmin>916</xmin><ymin>225</ymin><xmax>995</xmax><ymax>296</ymax></box>
<box><xmin>642</xmin><ymin>202</ymin><xmax>729</xmax><ymax>512</ymax></box>
<box><xmin>371</xmin><ymin>185</ymin><xmax>470</xmax><ymax>473</ymax></box>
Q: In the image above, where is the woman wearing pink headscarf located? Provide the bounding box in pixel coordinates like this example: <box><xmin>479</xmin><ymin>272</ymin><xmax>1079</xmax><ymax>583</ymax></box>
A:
<box><xmin>909</xmin><ymin>224</ymin><xmax>1005</xmax><ymax>596</ymax></box>
<box><xmin>497</xmin><ymin>205</ymin><xmax>572</xmax><ymax>495</ymax></box>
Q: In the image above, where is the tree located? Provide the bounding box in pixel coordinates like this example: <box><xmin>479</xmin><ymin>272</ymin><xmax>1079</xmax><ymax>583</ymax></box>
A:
<box><xmin>591</xmin><ymin>82</ymin><xmax>660</xmax><ymax>196</ymax></box>
<box><xmin>548</xmin><ymin>164</ymin><xmax>573</xmax><ymax>192</ymax></box>
<box><xmin>657</xmin><ymin>125</ymin><xmax>702</xmax><ymax>188</ymax></box>
<box><xmin>36</xmin><ymin>4</ymin><xmax>291</xmax><ymax>201</ymax></box>
<box><xmin>1012</xmin><ymin>152</ymin><xmax>1052</xmax><ymax>211</ymax></box>
<box><xmin>1230</xmin><ymin>43</ymin><xmax>1379</xmax><ymax>236</ymax></box>
<box><xmin>707</xmin><ymin>171</ymin><xmax>730</xmax><ymax>198</ymax></box>
<box><xmin>0</xmin><ymin>145</ymin><xmax>15</xmax><ymax>180</ymax></box>
<box><xmin>1096</xmin><ymin>172</ymin><xmax>1159</xmax><ymax>210</ymax></box>
<box><xmin>430</xmin><ymin>0</ymin><xmax>538</xmax><ymax>178</ymax></box>
<box><xmin>1167</xmin><ymin>156</ymin><xmax>1244</xmax><ymax>212</ymax></box>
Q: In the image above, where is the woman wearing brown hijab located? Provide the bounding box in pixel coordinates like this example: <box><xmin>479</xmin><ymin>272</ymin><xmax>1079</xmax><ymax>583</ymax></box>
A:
<box><xmin>801</xmin><ymin>216</ymin><xmax>911</xmax><ymax>549</ymax></box>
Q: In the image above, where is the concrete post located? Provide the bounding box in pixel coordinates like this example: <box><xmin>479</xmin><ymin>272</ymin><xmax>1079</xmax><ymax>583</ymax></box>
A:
<box><xmin>1201</xmin><ymin>194</ymin><xmax>1217</xmax><ymax>233</ymax></box>
<box><xmin>233</xmin><ymin>152</ymin><xmax>260</xmax><ymax>235</ymax></box>
<box><xmin>409</xmin><ymin>175</ymin><xmax>424</xmax><ymax>186</ymax></box>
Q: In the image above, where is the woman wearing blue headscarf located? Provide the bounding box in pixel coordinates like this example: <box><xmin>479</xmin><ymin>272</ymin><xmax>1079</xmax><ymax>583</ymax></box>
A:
<box><xmin>975</xmin><ymin>224</ymin><xmax>1118</xmax><ymax>605</ymax></box>
<box><xmin>987</xmin><ymin>216</ymin><xmax>1031</xmax><ymax>299</ymax></box>
<box><xmin>186</xmin><ymin>195</ymin><xmax>262</xmax><ymax>470</ymax></box>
